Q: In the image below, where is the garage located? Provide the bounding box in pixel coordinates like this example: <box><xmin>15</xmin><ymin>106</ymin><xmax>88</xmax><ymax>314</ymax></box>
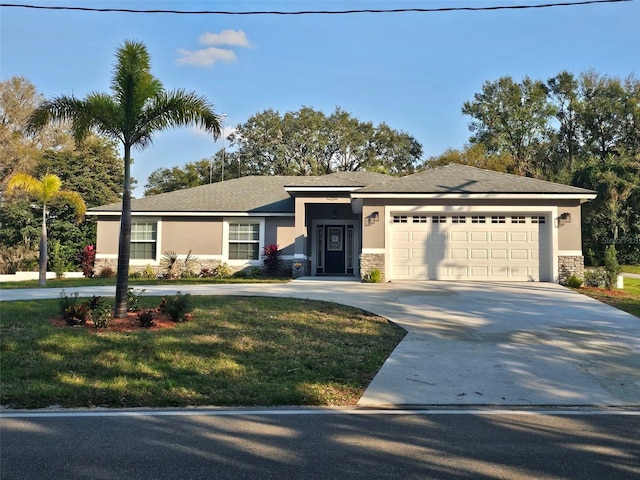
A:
<box><xmin>390</xmin><ymin>213</ymin><xmax>551</xmax><ymax>281</ymax></box>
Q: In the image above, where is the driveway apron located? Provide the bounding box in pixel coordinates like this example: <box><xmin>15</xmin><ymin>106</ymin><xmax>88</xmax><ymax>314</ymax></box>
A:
<box><xmin>2</xmin><ymin>280</ymin><xmax>639</xmax><ymax>407</ymax></box>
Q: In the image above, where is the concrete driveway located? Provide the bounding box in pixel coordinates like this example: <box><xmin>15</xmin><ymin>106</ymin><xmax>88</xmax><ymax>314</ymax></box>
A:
<box><xmin>2</xmin><ymin>280</ymin><xmax>639</xmax><ymax>407</ymax></box>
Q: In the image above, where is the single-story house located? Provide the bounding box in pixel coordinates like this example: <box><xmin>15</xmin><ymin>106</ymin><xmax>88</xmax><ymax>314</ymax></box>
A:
<box><xmin>88</xmin><ymin>164</ymin><xmax>597</xmax><ymax>282</ymax></box>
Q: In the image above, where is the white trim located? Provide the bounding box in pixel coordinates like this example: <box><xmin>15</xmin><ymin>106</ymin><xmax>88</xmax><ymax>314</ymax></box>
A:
<box><xmin>558</xmin><ymin>250</ymin><xmax>583</xmax><ymax>257</ymax></box>
<box><xmin>361</xmin><ymin>248</ymin><xmax>386</xmax><ymax>255</ymax></box>
<box><xmin>352</xmin><ymin>193</ymin><xmax>597</xmax><ymax>200</ymax></box>
<box><xmin>222</xmin><ymin>218</ymin><xmax>265</xmax><ymax>266</ymax></box>
<box><xmin>284</xmin><ymin>186</ymin><xmax>360</xmax><ymax>192</ymax></box>
<box><xmin>293</xmin><ymin>254</ymin><xmax>309</xmax><ymax>260</ymax></box>
<box><xmin>88</xmin><ymin>211</ymin><xmax>293</xmax><ymax>217</ymax></box>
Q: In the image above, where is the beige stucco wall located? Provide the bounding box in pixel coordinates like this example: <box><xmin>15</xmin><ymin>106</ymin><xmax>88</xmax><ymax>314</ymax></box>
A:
<box><xmin>362</xmin><ymin>204</ymin><xmax>385</xmax><ymax>249</ymax></box>
<box><xmin>96</xmin><ymin>218</ymin><xmax>120</xmax><ymax>255</ymax></box>
<box><xmin>556</xmin><ymin>205</ymin><xmax>583</xmax><ymax>251</ymax></box>
<box><xmin>266</xmin><ymin>217</ymin><xmax>296</xmax><ymax>255</ymax></box>
<box><xmin>161</xmin><ymin>217</ymin><xmax>223</xmax><ymax>255</ymax></box>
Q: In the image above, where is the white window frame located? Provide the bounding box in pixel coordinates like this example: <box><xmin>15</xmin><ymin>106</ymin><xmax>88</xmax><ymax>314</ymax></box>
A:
<box><xmin>130</xmin><ymin>217</ymin><xmax>161</xmax><ymax>264</ymax></box>
<box><xmin>222</xmin><ymin>218</ymin><xmax>265</xmax><ymax>266</ymax></box>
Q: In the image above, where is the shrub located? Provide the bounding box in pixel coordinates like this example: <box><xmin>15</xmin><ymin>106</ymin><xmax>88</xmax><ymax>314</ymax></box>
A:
<box><xmin>363</xmin><ymin>268</ymin><xmax>383</xmax><ymax>283</ymax></box>
<box><xmin>262</xmin><ymin>244</ymin><xmax>280</xmax><ymax>276</ymax></box>
<box><xmin>127</xmin><ymin>287</ymin><xmax>146</xmax><ymax>312</ymax></box>
<box><xmin>250</xmin><ymin>266</ymin><xmax>263</xmax><ymax>278</ymax></box>
<box><xmin>0</xmin><ymin>244</ymin><xmax>38</xmax><ymax>274</ymax></box>
<box><xmin>50</xmin><ymin>240</ymin><xmax>70</xmax><ymax>279</ymax></box>
<box><xmin>564</xmin><ymin>274</ymin><xmax>583</xmax><ymax>288</ymax></box>
<box><xmin>161</xmin><ymin>250</ymin><xmax>180</xmax><ymax>279</ymax></box>
<box><xmin>137</xmin><ymin>310</ymin><xmax>156</xmax><ymax>328</ymax></box>
<box><xmin>88</xmin><ymin>296</ymin><xmax>112</xmax><ymax>328</ymax></box>
<box><xmin>142</xmin><ymin>264</ymin><xmax>157</xmax><ymax>279</ymax></box>
<box><xmin>78</xmin><ymin>245</ymin><xmax>96</xmax><ymax>278</ymax></box>
<box><xmin>233</xmin><ymin>269</ymin><xmax>247</xmax><ymax>278</ymax></box>
<box><xmin>59</xmin><ymin>290</ymin><xmax>90</xmax><ymax>326</ymax></box>
<box><xmin>584</xmin><ymin>268</ymin><xmax>608</xmax><ymax>288</ymax></box>
<box><xmin>129</xmin><ymin>270</ymin><xmax>143</xmax><ymax>279</ymax></box>
<box><xmin>160</xmin><ymin>291</ymin><xmax>193</xmax><ymax>322</ymax></box>
<box><xmin>604</xmin><ymin>244</ymin><xmax>621</xmax><ymax>289</ymax></box>
<box><xmin>181</xmin><ymin>250</ymin><xmax>198</xmax><ymax>278</ymax></box>
<box><xmin>99</xmin><ymin>266</ymin><xmax>116</xmax><ymax>278</ymax></box>
<box><xmin>198</xmin><ymin>267</ymin><xmax>212</xmax><ymax>278</ymax></box>
<box><xmin>213</xmin><ymin>263</ymin><xmax>232</xmax><ymax>279</ymax></box>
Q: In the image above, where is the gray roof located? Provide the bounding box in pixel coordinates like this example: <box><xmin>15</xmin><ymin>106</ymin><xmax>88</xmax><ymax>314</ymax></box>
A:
<box><xmin>89</xmin><ymin>171</ymin><xmax>391</xmax><ymax>214</ymax></box>
<box><xmin>285</xmin><ymin>171</ymin><xmax>391</xmax><ymax>187</ymax></box>
<box><xmin>89</xmin><ymin>165</ymin><xmax>596</xmax><ymax>215</ymax></box>
<box><xmin>90</xmin><ymin>176</ymin><xmax>300</xmax><ymax>213</ymax></box>
<box><xmin>355</xmin><ymin>164</ymin><xmax>597</xmax><ymax>195</ymax></box>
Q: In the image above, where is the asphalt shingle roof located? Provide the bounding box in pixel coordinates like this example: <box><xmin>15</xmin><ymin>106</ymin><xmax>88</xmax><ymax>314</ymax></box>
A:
<box><xmin>355</xmin><ymin>164</ymin><xmax>597</xmax><ymax>195</ymax></box>
<box><xmin>89</xmin><ymin>165</ymin><xmax>596</xmax><ymax>214</ymax></box>
<box><xmin>90</xmin><ymin>176</ymin><xmax>300</xmax><ymax>213</ymax></box>
<box><xmin>285</xmin><ymin>171</ymin><xmax>391</xmax><ymax>187</ymax></box>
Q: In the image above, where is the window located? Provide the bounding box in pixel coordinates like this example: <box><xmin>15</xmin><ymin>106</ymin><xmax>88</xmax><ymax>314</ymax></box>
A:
<box><xmin>393</xmin><ymin>215</ymin><xmax>408</xmax><ymax>223</ymax></box>
<box><xmin>511</xmin><ymin>216</ymin><xmax>526</xmax><ymax>224</ymax></box>
<box><xmin>131</xmin><ymin>222</ymin><xmax>157</xmax><ymax>259</ymax></box>
<box><xmin>228</xmin><ymin>223</ymin><xmax>260</xmax><ymax>260</ymax></box>
<box><xmin>432</xmin><ymin>216</ymin><xmax>446</xmax><ymax>224</ymax></box>
<box><xmin>491</xmin><ymin>216</ymin><xmax>506</xmax><ymax>224</ymax></box>
<box><xmin>471</xmin><ymin>216</ymin><xmax>486</xmax><ymax>224</ymax></box>
<box><xmin>452</xmin><ymin>216</ymin><xmax>467</xmax><ymax>224</ymax></box>
<box><xmin>412</xmin><ymin>215</ymin><xmax>428</xmax><ymax>223</ymax></box>
<box><xmin>532</xmin><ymin>216</ymin><xmax>546</xmax><ymax>224</ymax></box>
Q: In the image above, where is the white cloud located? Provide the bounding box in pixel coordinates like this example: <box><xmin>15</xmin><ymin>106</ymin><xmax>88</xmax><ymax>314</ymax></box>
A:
<box><xmin>176</xmin><ymin>47</ymin><xmax>236</xmax><ymax>67</ymax></box>
<box><xmin>199</xmin><ymin>29</ymin><xmax>251</xmax><ymax>47</ymax></box>
<box><xmin>177</xmin><ymin>29</ymin><xmax>251</xmax><ymax>68</ymax></box>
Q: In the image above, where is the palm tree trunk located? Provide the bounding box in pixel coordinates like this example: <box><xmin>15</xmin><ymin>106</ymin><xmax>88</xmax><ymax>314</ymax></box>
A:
<box><xmin>38</xmin><ymin>205</ymin><xmax>47</xmax><ymax>287</ymax></box>
<box><xmin>114</xmin><ymin>144</ymin><xmax>132</xmax><ymax>318</ymax></box>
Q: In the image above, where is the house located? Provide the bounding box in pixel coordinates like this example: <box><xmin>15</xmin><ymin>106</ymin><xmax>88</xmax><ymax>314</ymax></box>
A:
<box><xmin>88</xmin><ymin>164</ymin><xmax>597</xmax><ymax>282</ymax></box>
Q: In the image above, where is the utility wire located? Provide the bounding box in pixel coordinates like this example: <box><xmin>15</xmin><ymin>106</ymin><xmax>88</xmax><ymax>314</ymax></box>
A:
<box><xmin>0</xmin><ymin>0</ymin><xmax>632</xmax><ymax>15</ymax></box>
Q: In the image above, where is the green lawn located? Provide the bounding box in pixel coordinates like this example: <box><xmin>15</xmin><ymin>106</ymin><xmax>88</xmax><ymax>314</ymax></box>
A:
<box><xmin>0</xmin><ymin>296</ymin><xmax>405</xmax><ymax>409</ymax></box>
<box><xmin>621</xmin><ymin>265</ymin><xmax>640</xmax><ymax>275</ymax></box>
<box><xmin>0</xmin><ymin>276</ymin><xmax>289</xmax><ymax>289</ymax></box>
<box><xmin>578</xmin><ymin>277</ymin><xmax>640</xmax><ymax>318</ymax></box>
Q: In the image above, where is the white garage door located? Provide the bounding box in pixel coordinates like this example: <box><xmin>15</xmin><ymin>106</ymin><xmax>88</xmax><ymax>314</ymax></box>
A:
<box><xmin>391</xmin><ymin>214</ymin><xmax>550</xmax><ymax>281</ymax></box>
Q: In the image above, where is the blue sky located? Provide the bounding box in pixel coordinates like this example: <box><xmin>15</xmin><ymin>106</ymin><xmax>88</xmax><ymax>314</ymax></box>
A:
<box><xmin>1</xmin><ymin>0</ymin><xmax>638</xmax><ymax>196</ymax></box>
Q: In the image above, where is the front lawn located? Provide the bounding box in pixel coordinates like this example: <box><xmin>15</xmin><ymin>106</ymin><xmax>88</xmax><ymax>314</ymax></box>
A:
<box><xmin>0</xmin><ymin>296</ymin><xmax>405</xmax><ymax>409</ymax></box>
<box><xmin>577</xmin><ymin>277</ymin><xmax>640</xmax><ymax>318</ymax></box>
<box><xmin>0</xmin><ymin>276</ymin><xmax>289</xmax><ymax>289</ymax></box>
<box><xmin>621</xmin><ymin>265</ymin><xmax>640</xmax><ymax>275</ymax></box>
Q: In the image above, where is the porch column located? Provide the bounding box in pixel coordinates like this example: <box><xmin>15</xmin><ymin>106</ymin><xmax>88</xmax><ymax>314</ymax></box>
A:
<box><xmin>293</xmin><ymin>196</ymin><xmax>310</xmax><ymax>275</ymax></box>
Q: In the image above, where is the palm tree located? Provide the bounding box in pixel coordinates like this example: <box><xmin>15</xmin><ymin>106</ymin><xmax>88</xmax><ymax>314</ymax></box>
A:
<box><xmin>26</xmin><ymin>40</ymin><xmax>221</xmax><ymax>317</ymax></box>
<box><xmin>6</xmin><ymin>173</ymin><xmax>86</xmax><ymax>286</ymax></box>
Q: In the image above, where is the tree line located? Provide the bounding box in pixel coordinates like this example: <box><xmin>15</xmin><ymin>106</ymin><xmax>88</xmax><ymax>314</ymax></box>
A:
<box><xmin>2</xmin><ymin>67</ymin><xmax>638</xmax><ymax>277</ymax></box>
<box><xmin>430</xmin><ymin>71</ymin><xmax>639</xmax><ymax>264</ymax></box>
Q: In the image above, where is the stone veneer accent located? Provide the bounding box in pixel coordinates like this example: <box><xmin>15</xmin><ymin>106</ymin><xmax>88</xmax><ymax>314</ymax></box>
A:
<box><xmin>558</xmin><ymin>255</ymin><xmax>585</xmax><ymax>283</ymax></box>
<box><xmin>360</xmin><ymin>253</ymin><xmax>385</xmax><ymax>281</ymax></box>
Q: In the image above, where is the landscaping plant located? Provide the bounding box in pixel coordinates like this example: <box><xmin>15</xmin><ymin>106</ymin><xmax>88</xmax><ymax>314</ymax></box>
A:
<box><xmin>604</xmin><ymin>244</ymin><xmax>621</xmax><ymax>290</ymax></box>
<box><xmin>79</xmin><ymin>245</ymin><xmax>96</xmax><ymax>278</ymax></box>
<box><xmin>160</xmin><ymin>291</ymin><xmax>193</xmax><ymax>322</ymax></box>
<box><xmin>262</xmin><ymin>244</ymin><xmax>280</xmax><ymax>276</ymax></box>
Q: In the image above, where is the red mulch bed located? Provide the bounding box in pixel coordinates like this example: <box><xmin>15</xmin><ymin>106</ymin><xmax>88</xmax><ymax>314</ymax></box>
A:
<box><xmin>48</xmin><ymin>309</ymin><xmax>191</xmax><ymax>333</ymax></box>
<box><xmin>581</xmin><ymin>286</ymin><xmax>629</xmax><ymax>298</ymax></box>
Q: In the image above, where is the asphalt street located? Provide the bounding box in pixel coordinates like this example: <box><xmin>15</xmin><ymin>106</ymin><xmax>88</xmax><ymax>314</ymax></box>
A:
<box><xmin>1</xmin><ymin>409</ymin><xmax>639</xmax><ymax>480</ymax></box>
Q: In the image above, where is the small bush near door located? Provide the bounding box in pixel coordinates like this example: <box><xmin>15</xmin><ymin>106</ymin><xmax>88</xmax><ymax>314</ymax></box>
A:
<box><xmin>363</xmin><ymin>269</ymin><xmax>383</xmax><ymax>283</ymax></box>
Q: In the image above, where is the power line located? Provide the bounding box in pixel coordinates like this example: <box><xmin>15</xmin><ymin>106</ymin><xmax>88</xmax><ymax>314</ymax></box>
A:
<box><xmin>0</xmin><ymin>0</ymin><xmax>632</xmax><ymax>15</ymax></box>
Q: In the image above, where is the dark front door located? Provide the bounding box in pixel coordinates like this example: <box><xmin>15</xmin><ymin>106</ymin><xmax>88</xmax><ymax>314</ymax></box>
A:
<box><xmin>324</xmin><ymin>226</ymin><xmax>345</xmax><ymax>274</ymax></box>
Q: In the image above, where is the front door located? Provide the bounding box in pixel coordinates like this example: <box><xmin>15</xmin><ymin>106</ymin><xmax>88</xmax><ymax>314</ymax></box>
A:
<box><xmin>324</xmin><ymin>226</ymin><xmax>345</xmax><ymax>274</ymax></box>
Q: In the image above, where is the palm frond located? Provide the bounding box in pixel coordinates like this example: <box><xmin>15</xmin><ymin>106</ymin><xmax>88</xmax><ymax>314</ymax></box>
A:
<box><xmin>55</xmin><ymin>190</ymin><xmax>87</xmax><ymax>223</ymax></box>
<box><xmin>40</xmin><ymin>173</ymin><xmax>63</xmax><ymax>202</ymax></box>
<box><xmin>133</xmin><ymin>89</ymin><xmax>221</xmax><ymax>148</ymax></box>
<box><xmin>6</xmin><ymin>173</ymin><xmax>42</xmax><ymax>199</ymax></box>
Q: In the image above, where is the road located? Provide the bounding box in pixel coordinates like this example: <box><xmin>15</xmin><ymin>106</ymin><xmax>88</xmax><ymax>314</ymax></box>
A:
<box><xmin>1</xmin><ymin>409</ymin><xmax>639</xmax><ymax>479</ymax></box>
